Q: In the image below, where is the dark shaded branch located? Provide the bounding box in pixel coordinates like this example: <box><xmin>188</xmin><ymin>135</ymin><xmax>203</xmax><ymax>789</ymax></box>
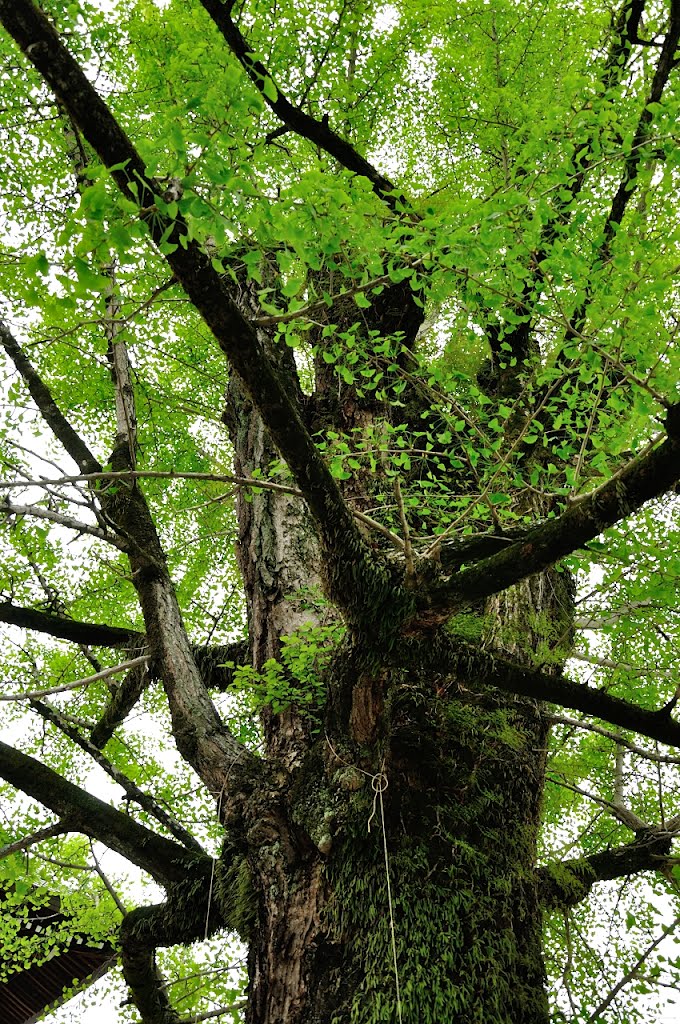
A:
<box><xmin>120</xmin><ymin>883</ymin><xmax>226</xmax><ymax>1024</ymax></box>
<box><xmin>585</xmin><ymin>914</ymin><xmax>680</xmax><ymax>1022</ymax></box>
<box><xmin>538</xmin><ymin>828</ymin><xmax>674</xmax><ymax>909</ymax></box>
<box><xmin>0</xmin><ymin>820</ymin><xmax>68</xmax><ymax>859</ymax></box>
<box><xmin>529</xmin><ymin>4</ymin><xmax>680</xmax><ymax>403</ymax></box>
<box><xmin>394</xmin><ymin>632</ymin><xmax>680</xmax><ymax>748</ymax></box>
<box><xmin>0</xmin><ymin>0</ymin><xmax>397</xmax><ymax>635</ymax></box>
<box><xmin>0</xmin><ymin>599</ymin><xmax>140</xmax><ymax>645</ymax></box>
<box><xmin>121</xmin><ymin>934</ymin><xmax>182</xmax><ymax>1024</ymax></box>
<box><xmin>0</xmin><ymin>601</ymin><xmax>249</xmax><ymax>677</ymax></box>
<box><xmin>198</xmin><ymin>0</ymin><xmax>402</xmax><ymax>210</ymax></box>
<box><xmin>0</xmin><ymin>320</ymin><xmax>101</xmax><ymax>474</ymax></box>
<box><xmin>478</xmin><ymin>0</ymin><xmax>649</xmax><ymax>391</ymax></box>
<box><xmin>29</xmin><ymin>698</ymin><xmax>205</xmax><ymax>854</ymax></box>
<box><xmin>602</xmin><ymin>0</ymin><xmax>680</xmax><ymax>249</ymax></box>
<box><xmin>192</xmin><ymin>640</ymin><xmax>250</xmax><ymax>691</ymax></box>
<box><xmin>0</xmin><ymin>739</ymin><xmax>208</xmax><ymax>885</ymax></box>
<box><xmin>90</xmin><ymin>654</ymin><xmax>152</xmax><ymax>748</ymax></box>
<box><xmin>412</xmin><ymin>411</ymin><xmax>680</xmax><ymax>625</ymax></box>
<box><xmin>435</xmin><ymin>529</ymin><xmax>527</xmax><ymax>572</ymax></box>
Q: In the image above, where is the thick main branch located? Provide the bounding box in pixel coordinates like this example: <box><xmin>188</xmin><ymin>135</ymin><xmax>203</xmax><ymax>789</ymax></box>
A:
<box><xmin>413</xmin><ymin>413</ymin><xmax>680</xmax><ymax>625</ymax></box>
<box><xmin>0</xmin><ymin>0</ymin><xmax>400</xmax><ymax>635</ymax></box>
<box><xmin>396</xmin><ymin>632</ymin><xmax>680</xmax><ymax>748</ymax></box>
<box><xmin>0</xmin><ymin>739</ymin><xmax>207</xmax><ymax>885</ymax></box>
<box><xmin>538</xmin><ymin>829</ymin><xmax>674</xmax><ymax>909</ymax></box>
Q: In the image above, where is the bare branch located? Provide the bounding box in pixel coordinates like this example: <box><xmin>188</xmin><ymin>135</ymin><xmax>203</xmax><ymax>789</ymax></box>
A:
<box><xmin>550</xmin><ymin>714</ymin><xmax>680</xmax><ymax>766</ymax></box>
<box><xmin>178</xmin><ymin>1006</ymin><xmax>247</xmax><ymax>1023</ymax></box>
<box><xmin>574</xmin><ymin>600</ymin><xmax>668</xmax><ymax>629</ymax></box>
<box><xmin>105</xmin><ymin>261</ymin><xmax>138</xmax><ymax>470</ymax></box>
<box><xmin>546</xmin><ymin>774</ymin><xmax>647</xmax><ymax>831</ymax></box>
<box><xmin>585</xmin><ymin>914</ymin><xmax>680</xmax><ymax>1023</ymax></box>
<box><xmin>30</xmin><ymin>698</ymin><xmax>205</xmax><ymax>854</ymax></box>
<box><xmin>0</xmin><ymin>497</ymin><xmax>127</xmax><ymax>548</ymax></box>
<box><xmin>0</xmin><ymin>655</ymin><xmax>150</xmax><ymax>701</ymax></box>
<box><xmin>90</xmin><ymin>842</ymin><xmax>128</xmax><ymax>917</ymax></box>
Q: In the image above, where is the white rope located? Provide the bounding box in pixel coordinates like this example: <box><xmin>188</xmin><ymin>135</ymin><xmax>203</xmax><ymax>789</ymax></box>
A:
<box><xmin>195</xmin><ymin>781</ymin><xmax>227</xmax><ymax>1024</ymax></box>
<box><xmin>369</xmin><ymin>770</ymin><xmax>403</xmax><ymax>1024</ymax></box>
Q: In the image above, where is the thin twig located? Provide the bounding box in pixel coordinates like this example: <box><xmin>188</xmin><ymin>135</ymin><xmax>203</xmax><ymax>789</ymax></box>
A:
<box><xmin>549</xmin><ymin>714</ymin><xmax>680</xmax><ymax>767</ymax></box>
<box><xmin>0</xmin><ymin>470</ymin><xmax>406</xmax><ymax>549</ymax></box>
<box><xmin>90</xmin><ymin>841</ymin><xmax>128</xmax><ymax>917</ymax></box>
<box><xmin>585</xmin><ymin>915</ymin><xmax>680</xmax><ymax>1023</ymax></box>
<box><xmin>394</xmin><ymin>478</ymin><xmax>413</xmax><ymax>574</ymax></box>
<box><xmin>546</xmin><ymin>774</ymin><xmax>647</xmax><ymax>831</ymax></box>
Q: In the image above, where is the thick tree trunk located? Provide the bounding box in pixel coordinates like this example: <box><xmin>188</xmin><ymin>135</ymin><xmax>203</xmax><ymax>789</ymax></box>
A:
<box><xmin>217</xmin><ymin>262</ymin><xmax>575</xmax><ymax>1023</ymax></box>
<box><xmin>242</xmin><ymin>673</ymin><xmax>552</xmax><ymax>1024</ymax></box>
<box><xmin>221</xmin><ymin>340</ymin><xmax>575</xmax><ymax>1024</ymax></box>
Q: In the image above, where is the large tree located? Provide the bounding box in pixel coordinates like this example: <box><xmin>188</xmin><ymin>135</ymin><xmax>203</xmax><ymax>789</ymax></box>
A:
<box><xmin>1</xmin><ymin>1</ymin><xmax>680</xmax><ymax>1021</ymax></box>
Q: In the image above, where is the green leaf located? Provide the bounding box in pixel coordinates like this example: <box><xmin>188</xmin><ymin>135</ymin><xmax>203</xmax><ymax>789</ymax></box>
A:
<box><xmin>262</xmin><ymin>76</ymin><xmax>278</xmax><ymax>103</ymax></box>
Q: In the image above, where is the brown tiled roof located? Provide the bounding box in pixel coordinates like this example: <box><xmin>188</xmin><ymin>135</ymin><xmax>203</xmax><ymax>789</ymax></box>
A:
<box><xmin>0</xmin><ymin>889</ymin><xmax>116</xmax><ymax>1024</ymax></box>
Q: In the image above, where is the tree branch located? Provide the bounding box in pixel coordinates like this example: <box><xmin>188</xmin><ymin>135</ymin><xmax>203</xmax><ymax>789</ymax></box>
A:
<box><xmin>538</xmin><ymin>828</ymin><xmax>674</xmax><ymax>909</ymax></box>
<box><xmin>0</xmin><ymin>599</ymin><xmax>248</xmax><ymax>744</ymax></box>
<box><xmin>0</xmin><ymin>820</ymin><xmax>68</xmax><ymax>859</ymax></box>
<box><xmin>0</xmin><ymin>320</ymin><xmax>101</xmax><ymax>474</ymax></box>
<box><xmin>0</xmin><ymin>599</ymin><xmax>140</xmax><ymax>645</ymax></box>
<box><xmin>412</xmin><ymin>412</ymin><xmax>680</xmax><ymax>626</ymax></box>
<box><xmin>602</xmin><ymin>0</ymin><xmax>680</xmax><ymax>249</ymax></box>
<box><xmin>585</xmin><ymin>913</ymin><xmax>680</xmax><ymax>1023</ymax></box>
<box><xmin>0</xmin><ymin>0</ymin><xmax>399</xmax><ymax>635</ymax></box>
<box><xmin>549</xmin><ymin>714</ymin><xmax>680</xmax><ymax>766</ymax></box>
<box><xmin>29</xmin><ymin>698</ymin><xmax>205</xmax><ymax>854</ymax></box>
<box><xmin>0</xmin><ymin>497</ymin><xmax>127</xmax><ymax>548</ymax></box>
<box><xmin>121</xmin><ymin>908</ymin><xmax>183</xmax><ymax>1024</ymax></box>
<box><xmin>0</xmin><ymin>739</ymin><xmax>208</xmax><ymax>885</ymax></box>
<box><xmin>0</xmin><ymin>656</ymin><xmax>149</xmax><ymax>702</ymax></box>
<box><xmin>574</xmin><ymin>600</ymin><xmax>667</xmax><ymax>629</ymax></box>
<box><xmin>89</xmin><ymin>657</ymin><xmax>150</xmax><ymax>748</ymax></box>
<box><xmin>546</xmin><ymin>774</ymin><xmax>647</xmax><ymax>831</ymax></box>
<box><xmin>198</xmin><ymin>0</ymin><xmax>402</xmax><ymax>211</ymax></box>
<box><xmin>119</xmin><ymin>887</ymin><xmax>227</xmax><ymax>1024</ymax></box>
<box><xmin>394</xmin><ymin>632</ymin><xmax>680</xmax><ymax>748</ymax></box>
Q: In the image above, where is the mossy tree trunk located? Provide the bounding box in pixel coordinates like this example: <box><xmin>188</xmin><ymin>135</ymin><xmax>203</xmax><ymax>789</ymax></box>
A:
<box><xmin>224</xmin><ymin>329</ymin><xmax>570</xmax><ymax>1022</ymax></box>
<box><xmin>240</xmin><ymin>651</ymin><xmax>555</xmax><ymax>1024</ymax></box>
